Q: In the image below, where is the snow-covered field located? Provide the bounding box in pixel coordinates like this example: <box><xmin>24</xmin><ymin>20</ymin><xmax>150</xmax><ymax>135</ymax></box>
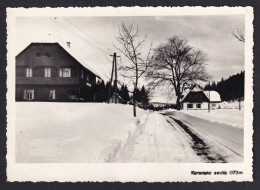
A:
<box><xmin>181</xmin><ymin>109</ymin><xmax>244</xmax><ymax>128</ymax></box>
<box><xmin>16</xmin><ymin>102</ymin><xmax>244</xmax><ymax>163</ymax></box>
<box><xmin>16</xmin><ymin>102</ymin><xmax>147</xmax><ymax>163</ymax></box>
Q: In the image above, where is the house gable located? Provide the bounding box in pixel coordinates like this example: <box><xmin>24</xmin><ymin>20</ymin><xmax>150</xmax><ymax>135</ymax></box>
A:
<box><xmin>16</xmin><ymin>42</ymin><xmax>99</xmax><ymax>79</ymax></box>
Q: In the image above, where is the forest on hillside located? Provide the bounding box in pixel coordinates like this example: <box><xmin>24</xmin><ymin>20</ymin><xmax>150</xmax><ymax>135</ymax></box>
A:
<box><xmin>204</xmin><ymin>71</ymin><xmax>244</xmax><ymax>102</ymax></box>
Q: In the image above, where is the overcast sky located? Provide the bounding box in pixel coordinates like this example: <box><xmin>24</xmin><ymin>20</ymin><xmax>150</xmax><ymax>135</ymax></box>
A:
<box><xmin>16</xmin><ymin>15</ymin><xmax>245</xmax><ymax>85</ymax></box>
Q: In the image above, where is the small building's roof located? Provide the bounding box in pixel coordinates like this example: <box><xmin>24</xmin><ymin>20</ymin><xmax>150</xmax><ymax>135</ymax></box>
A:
<box><xmin>181</xmin><ymin>90</ymin><xmax>221</xmax><ymax>103</ymax></box>
<box><xmin>109</xmin><ymin>93</ymin><xmax>124</xmax><ymax>101</ymax></box>
<box><xmin>16</xmin><ymin>34</ymin><xmax>101</xmax><ymax>79</ymax></box>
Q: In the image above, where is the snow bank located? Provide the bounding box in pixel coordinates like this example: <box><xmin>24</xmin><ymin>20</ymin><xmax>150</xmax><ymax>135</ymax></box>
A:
<box><xmin>16</xmin><ymin>102</ymin><xmax>147</xmax><ymax>163</ymax></box>
<box><xmin>180</xmin><ymin>109</ymin><xmax>244</xmax><ymax>129</ymax></box>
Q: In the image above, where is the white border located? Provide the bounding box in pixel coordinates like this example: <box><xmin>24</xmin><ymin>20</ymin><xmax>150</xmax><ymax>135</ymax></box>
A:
<box><xmin>6</xmin><ymin>7</ymin><xmax>254</xmax><ymax>182</ymax></box>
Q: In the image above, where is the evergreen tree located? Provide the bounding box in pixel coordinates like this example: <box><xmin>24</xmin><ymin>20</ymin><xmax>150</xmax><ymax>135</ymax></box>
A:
<box><xmin>140</xmin><ymin>85</ymin><xmax>150</xmax><ymax>106</ymax></box>
<box><xmin>119</xmin><ymin>84</ymin><xmax>130</xmax><ymax>104</ymax></box>
<box><xmin>204</xmin><ymin>71</ymin><xmax>244</xmax><ymax>101</ymax></box>
<box><xmin>134</xmin><ymin>88</ymin><xmax>141</xmax><ymax>102</ymax></box>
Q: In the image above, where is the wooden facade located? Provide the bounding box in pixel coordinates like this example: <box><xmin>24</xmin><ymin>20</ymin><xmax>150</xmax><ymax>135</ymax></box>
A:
<box><xmin>16</xmin><ymin>43</ymin><xmax>100</xmax><ymax>102</ymax></box>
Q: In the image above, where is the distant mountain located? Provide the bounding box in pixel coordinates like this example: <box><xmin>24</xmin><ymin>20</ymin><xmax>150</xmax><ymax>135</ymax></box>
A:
<box><xmin>204</xmin><ymin>71</ymin><xmax>244</xmax><ymax>102</ymax></box>
<box><xmin>149</xmin><ymin>85</ymin><xmax>177</xmax><ymax>104</ymax></box>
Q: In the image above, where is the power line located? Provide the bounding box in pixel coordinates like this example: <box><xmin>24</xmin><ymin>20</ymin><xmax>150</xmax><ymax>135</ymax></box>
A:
<box><xmin>51</xmin><ymin>17</ymin><xmax>108</xmax><ymax>55</ymax></box>
<box><xmin>57</xmin><ymin>17</ymin><xmax>112</xmax><ymax>55</ymax></box>
<box><xmin>62</xmin><ymin>17</ymin><xmax>113</xmax><ymax>54</ymax></box>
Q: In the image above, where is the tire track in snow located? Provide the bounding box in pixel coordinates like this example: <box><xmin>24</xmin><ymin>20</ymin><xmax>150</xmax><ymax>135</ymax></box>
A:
<box><xmin>162</xmin><ymin>113</ymin><xmax>226</xmax><ymax>163</ymax></box>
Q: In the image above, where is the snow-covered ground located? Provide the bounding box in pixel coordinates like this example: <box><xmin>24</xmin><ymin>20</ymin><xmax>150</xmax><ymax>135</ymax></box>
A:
<box><xmin>16</xmin><ymin>102</ymin><xmax>243</xmax><ymax>163</ymax></box>
<box><xmin>16</xmin><ymin>102</ymin><xmax>147</xmax><ymax>163</ymax></box>
<box><xmin>219</xmin><ymin>100</ymin><xmax>244</xmax><ymax>110</ymax></box>
<box><xmin>180</xmin><ymin>109</ymin><xmax>244</xmax><ymax>128</ymax></box>
<box><xmin>113</xmin><ymin>112</ymin><xmax>202</xmax><ymax>162</ymax></box>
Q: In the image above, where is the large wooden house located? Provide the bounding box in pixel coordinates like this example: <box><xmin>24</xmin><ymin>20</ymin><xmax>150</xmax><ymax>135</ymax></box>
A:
<box><xmin>16</xmin><ymin>41</ymin><xmax>102</xmax><ymax>102</ymax></box>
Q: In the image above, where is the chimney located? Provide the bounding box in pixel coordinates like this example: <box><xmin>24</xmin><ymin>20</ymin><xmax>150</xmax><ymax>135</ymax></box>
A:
<box><xmin>66</xmin><ymin>42</ymin><xmax>71</xmax><ymax>48</ymax></box>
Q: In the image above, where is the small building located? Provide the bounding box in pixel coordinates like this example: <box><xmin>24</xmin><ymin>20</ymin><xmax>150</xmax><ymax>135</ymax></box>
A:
<box><xmin>109</xmin><ymin>93</ymin><xmax>124</xmax><ymax>104</ymax></box>
<box><xmin>16</xmin><ymin>38</ymin><xmax>102</xmax><ymax>102</ymax></box>
<box><xmin>181</xmin><ymin>90</ymin><xmax>221</xmax><ymax>110</ymax></box>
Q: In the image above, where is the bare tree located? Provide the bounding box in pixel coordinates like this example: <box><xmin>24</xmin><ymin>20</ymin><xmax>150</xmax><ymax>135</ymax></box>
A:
<box><xmin>114</xmin><ymin>22</ymin><xmax>152</xmax><ymax>116</ymax></box>
<box><xmin>146</xmin><ymin>36</ymin><xmax>209</xmax><ymax>110</ymax></box>
<box><xmin>231</xmin><ymin>28</ymin><xmax>245</xmax><ymax>42</ymax></box>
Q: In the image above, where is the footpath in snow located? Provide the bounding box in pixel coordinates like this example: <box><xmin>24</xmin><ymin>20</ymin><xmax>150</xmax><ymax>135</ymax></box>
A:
<box><xmin>113</xmin><ymin>112</ymin><xmax>202</xmax><ymax>162</ymax></box>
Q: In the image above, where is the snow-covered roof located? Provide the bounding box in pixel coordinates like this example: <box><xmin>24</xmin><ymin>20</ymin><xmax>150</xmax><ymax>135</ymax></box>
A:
<box><xmin>110</xmin><ymin>93</ymin><xmax>123</xmax><ymax>100</ymax></box>
<box><xmin>180</xmin><ymin>88</ymin><xmax>221</xmax><ymax>103</ymax></box>
<box><xmin>203</xmin><ymin>91</ymin><xmax>221</xmax><ymax>102</ymax></box>
<box><xmin>16</xmin><ymin>34</ymin><xmax>101</xmax><ymax>79</ymax></box>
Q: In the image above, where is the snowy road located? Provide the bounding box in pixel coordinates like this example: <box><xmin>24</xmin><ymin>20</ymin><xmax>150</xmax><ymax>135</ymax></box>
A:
<box><xmin>114</xmin><ymin>111</ymin><xmax>243</xmax><ymax>163</ymax></box>
<box><xmin>163</xmin><ymin>111</ymin><xmax>244</xmax><ymax>162</ymax></box>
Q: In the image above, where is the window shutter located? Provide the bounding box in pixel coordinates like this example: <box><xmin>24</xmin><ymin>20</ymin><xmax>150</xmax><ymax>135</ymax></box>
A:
<box><xmin>23</xmin><ymin>90</ymin><xmax>26</xmax><ymax>99</ymax></box>
<box><xmin>59</xmin><ymin>68</ymin><xmax>62</xmax><ymax>77</ymax></box>
<box><xmin>68</xmin><ymin>68</ymin><xmax>71</xmax><ymax>77</ymax></box>
<box><xmin>26</xmin><ymin>68</ymin><xmax>29</xmax><ymax>77</ymax></box>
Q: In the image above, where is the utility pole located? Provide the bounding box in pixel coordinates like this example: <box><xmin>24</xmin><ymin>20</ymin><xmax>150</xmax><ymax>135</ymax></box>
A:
<box><xmin>133</xmin><ymin>82</ymin><xmax>136</xmax><ymax>117</ymax></box>
<box><xmin>238</xmin><ymin>87</ymin><xmax>241</xmax><ymax>110</ymax></box>
<box><xmin>107</xmin><ymin>55</ymin><xmax>114</xmax><ymax>104</ymax></box>
<box><xmin>107</xmin><ymin>53</ymin><xmax>120</xmax><ymax>104</ymax></box>
<box><xmin>114</xmin><ymin>53</ymin><xmax>118</xmax><ymax>104</ymax></box>
<box><xmin>208</xmin><ymin>81</ymin><xmax>211</xmax><ymax>113</ymax></box>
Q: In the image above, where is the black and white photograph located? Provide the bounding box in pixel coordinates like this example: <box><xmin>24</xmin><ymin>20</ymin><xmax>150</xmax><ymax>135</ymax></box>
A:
<box><xmin>6</xmin><ymin>7</ymin><xmax>254</xmax><ymax>182</ymax></box>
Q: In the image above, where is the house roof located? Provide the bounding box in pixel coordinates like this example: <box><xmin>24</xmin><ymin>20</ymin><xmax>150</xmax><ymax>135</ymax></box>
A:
<box><xmin>181</xmin><ymin>90</ymin><xmax>221</xmax><ymax>103</ymax></box>
<box><xmin>109</xmin><ymin>93</ymin><xmax>124</xmax><ymax>101</ymax></box>
<box><xmin>16</xmin><ymin>34</ymin><xmax>101</xmax><ymax>79</ymax></box>
<box><xmin>203</xmin><ymin>91</ymin><xmax>221</xmax><ymax>102</ymax></box>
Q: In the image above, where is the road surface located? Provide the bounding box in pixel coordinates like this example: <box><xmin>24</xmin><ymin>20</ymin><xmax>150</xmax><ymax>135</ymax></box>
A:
<box><xmin>113</xmin><ymin>111</ymin><xmax>243</xmax><ymax>163</ymax></box>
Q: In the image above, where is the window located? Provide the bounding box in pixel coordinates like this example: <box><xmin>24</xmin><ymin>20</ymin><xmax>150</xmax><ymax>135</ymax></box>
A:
<box><xmin>25</xmin><ymin>68</ymin><xmax>32</xmax><ymax>77</ymax></box>
<box><xmin>196</xmin><ymin>104</ymin><xmax>201</xmax><ymax>108</ymax></box>
<box><xmin>49</xmin><ymin>90</ymin><xmax>55</xmax><ymax>100</ymax></box>
<box><xmin>187</xmin><ymin>104</ymin><xmax>193</xmax><ymax>108</ymax></box>
<box><xmin>36</xmin><ymin>53</ymin><xmax>51</xmax><ymax>57</ymax></box>
<box><xmin>44</xmin><ymin>67</ymin><xmax>51</xmax><ymax>77</ymax></box>
<box><xmin>24</xmin><ymin>90</ymin><xmax>34</xmax><ymax>100</ymax></box>
<box><xmin>86</xmin><ymin>73</ymin><xmax>91</xmax><ymax>82</ymax></box>
<box><xmin>212</xmin><ymin>103</ymin><xmax>216</xmax><ymax>107</ymax></box>
<box><xmin>81</xmin><ymin>69</ymin><xmax>84</xmax><ymax>79</ymax></box>
<box><xmin>59</xmin><ymin>68</ymin><xmax>71</xmax><ymax>77</ymax></box>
